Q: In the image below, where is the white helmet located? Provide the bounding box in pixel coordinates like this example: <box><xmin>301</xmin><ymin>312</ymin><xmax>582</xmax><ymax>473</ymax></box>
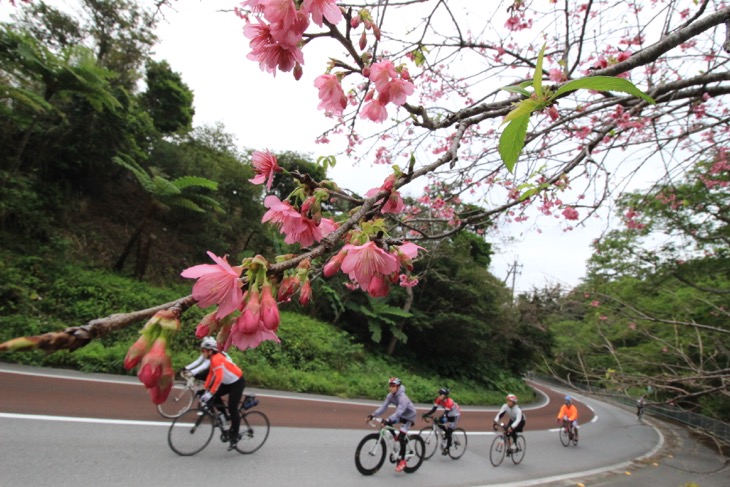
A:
<box><xmin>200</xmin><ymin>337</ymin><xmax>218</xmax><ymax>351</ymax></box>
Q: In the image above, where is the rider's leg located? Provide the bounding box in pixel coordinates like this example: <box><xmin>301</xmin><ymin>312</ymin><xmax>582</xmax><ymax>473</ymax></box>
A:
<box><xmin>226</xmin><ymin>377</ymin><xmax>246</xmax><ymax>441</ymax></box>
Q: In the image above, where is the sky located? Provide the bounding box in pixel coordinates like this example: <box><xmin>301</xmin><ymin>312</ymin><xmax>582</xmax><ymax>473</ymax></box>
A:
<box><xmin>4</xmin><ymin>0</ymin><xmax>605</xmax><ymax>294</ymax></box>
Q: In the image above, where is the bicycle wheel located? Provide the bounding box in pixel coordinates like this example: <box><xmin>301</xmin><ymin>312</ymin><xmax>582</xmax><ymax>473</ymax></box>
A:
<box><xmin>157</xmin><ymin>381</ymin><xmax>194</xmax><ymax>418</ymax></box>
<box><xmin>511</xmin><ymin>435</ymin><xmax>526</xmax><ymax>464</ymax></box>
<box><xmin>403</xmin><ymin>434</ymin><xmax>425</xmax><ymax>473</ymax></box>
<box><xmin>447</xmin><ymin>428</ymin><xmax>467</xmax><ymax>460</ymax></box>
<box><xmin>234</xmin><ymin>411</ymin><xmax>270</xmax><ymax>454</ymax></box>
<box><xmin>489</xmin><ymin>434</ymin><xmax>506</xmax><ymax>467</ymax></box>
<box><xmin>355</xmin><ymin>433</ymin><xmax>386</xmax><ymax>476</ymax></box>
<box><xmin>418</xmin><ymin>426</ymin><xmax>439</xmax><ymax>460</ymax></box>
<box><xmin>559</xmin><ymin>426</ymin><xmax>570</xmax><ymax>447</ymax></box>
<box><xmin>168</xmin><ymin>408</ymin><xmax>214</xmax><ymax>456</ymax></box>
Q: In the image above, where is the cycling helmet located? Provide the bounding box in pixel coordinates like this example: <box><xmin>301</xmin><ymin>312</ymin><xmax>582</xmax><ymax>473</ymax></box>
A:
<box><xmin>506</xmin><ymin>393</ymin><xmax>518</xmax><ymax>403</ymax></box>
<box><xmin>200</xmin><ymin>336</ymin><xmax>218</xmax><ymax>352</ymax></box>
<box><xmin>565</xmin><ymin>395</ymin><xmax>572</xmax><ymax>403</ymax></box>
<box><xmin>438</xmin><ymin>387</ymin><xmax>450</xmax><ymax>396</ymax></box>
<box><xmin>388</xmin><ymin>377</ymin><xmax>401</xmax><ymax>386</ymax></box>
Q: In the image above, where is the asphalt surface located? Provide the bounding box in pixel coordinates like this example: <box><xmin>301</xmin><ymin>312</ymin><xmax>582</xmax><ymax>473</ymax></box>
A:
<box><xmin>1</xmin><ymin>363</ymin><xmax>727</xmax><ymax>486</ymax></box>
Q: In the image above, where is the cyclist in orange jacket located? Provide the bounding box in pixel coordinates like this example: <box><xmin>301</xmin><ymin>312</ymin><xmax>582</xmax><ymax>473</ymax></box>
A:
<box><xmin>556</xmin><ymin>395</ymin><xmax>579</xmax><ymax>442</ymax></box>
<box><xmin>198</xmin><ymin>339</ymin><xmax>246</xmax><ymax>450</ymax></box>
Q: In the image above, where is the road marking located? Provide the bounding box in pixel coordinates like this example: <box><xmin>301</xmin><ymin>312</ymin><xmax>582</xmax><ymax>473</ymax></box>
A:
<box><xmin>0</xmin><ymin>412</ymin><xmax>170</xmax><ymax>427</ymax></box>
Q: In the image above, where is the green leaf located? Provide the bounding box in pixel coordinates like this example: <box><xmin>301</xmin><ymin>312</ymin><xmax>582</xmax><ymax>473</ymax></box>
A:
<box><xmin>502</xmin><ymin>98</ymin><xmax>540</xmax><ymax>125</ymax></box>
<box><xmin>498</xmin><ymin>115</ymin><xmax>530</xmax><ymax>173</ymax></box>
<box><xmin>533</xmin><ymin>43</ymin><xmax>547</xmax><ymax>99</ymax></box>
<box><xmin>553</xmin><ymin>76</ymin><xmax>655</xmax><ymax>104</ymax></box>
<box><xmin>502</xmin><ymin>85</ymin><xmax>532</xmax><ymax>97</ymax></box>
<box><xmin>152</xmin><ymin>176</ymin><xmax>181</xmax><ymax>196</ymax></box>
<box><xmin>172</xmin><ymin>175</ymin><xmax>218</xmax><ymax>191</ymax></box>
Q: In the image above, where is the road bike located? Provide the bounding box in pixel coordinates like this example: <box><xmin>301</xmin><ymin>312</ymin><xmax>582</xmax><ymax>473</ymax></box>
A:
<box><xmin>354</xmin><ymin>419</ymin><xmax>425</xmax><ymax>475</ymax></box>
<box><xmin>559</xmin><ymin>417</ymin><xmax>578</xmax><ymax>447</ymax></box>
<box><xmin>489</xmin><ymin>422</ymin><xmax>526</xmax><ymax>467</ymax></box>
<box><xmin>168</xmin><ymin>394</ymin><xmax>269</xmax><ymax>456</ymax></box>
<box><xmin>418</xmin><ymin>416</ymin><xmax>467</xmax><ymax>460</ymax></box>
<box><xmin>157</xmin><ymin>371</ymin><xmax>199</xmax><ymax>418</ymax></box>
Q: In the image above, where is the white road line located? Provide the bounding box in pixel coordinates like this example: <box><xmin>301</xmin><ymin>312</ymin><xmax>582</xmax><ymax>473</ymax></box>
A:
<box><xmin>0</xmin><ymin>412</ymin><xmax>169</xmax><ymax>427</ymax></box>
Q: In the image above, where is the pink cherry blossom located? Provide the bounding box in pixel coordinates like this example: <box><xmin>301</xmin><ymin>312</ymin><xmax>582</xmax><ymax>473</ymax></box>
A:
<box><xmin>249</xmin><ymin>149</ymin><xmax>282</xmax><ymax>189</ymax></box>
<box><xmin>299</xmin><ymin>280</ymin><xmax>313</xmax><ymax>305</ymax></box>
<box><xmin>562</xmin><ymin>206</ymin><xmax>579</xmax><ymax>220</ymax></box>
<box><xmin>180</xmin><ymin>251</ymin><xmax>244</xmax><ymax>319</ymax></box>
<box><xmin>239</xmin><ymin>288</ymin><xmax>262</xmax><ymax>334</ymax></box>
<box><xmin>396</xmin><ymin>242</ymin><xmax>424</xmax><ymax>261</ymax></box>
<box><xmin>303</xmin><ymin>0</ymin><xmax>342</xmax><ymax>27</ymax></box>
<box><xmin>262</xmin><ymin>195</ymin><xmax>299</xmax><ymax>228</ymax></box>
<box><xmin>269</xmin><ymin>8</ymin><xmax>309</xmax><ymax>48</ymax></box>
<box><xmin>124</xmin><ymin>335</ymin><xmax>150</xmax><ymax>370</ymax></box>
<box><xmin>260</xmin><ymin>283</ymin><xmax>281</xmax><ymax>331</ymax></box>
<box><xmin>399</xmin><ymin>274</ymin><xmax>419</xmax><ymax>287</ymax></box>
<box><xmin>277</xmin><ymin>275</ymin><xmax>301</xmax><ymax>301</ymax></box>
<box><xmin>369</xmin><ymin>60</ymin><xmax>398</xmax><ymax>91</ymax></box>
<box><xmin>377</xmin><ymin>78</ymin><xmax>415</xmax><ymax>106</ymax></box>
<box><xmin>137</xmin><ymin>338</ymin><xmax>168</xmax><ymax>388</ymax></box>
<box><xmin>314</xmin><ymin>74</ymin><xmax>347</xmax><ymax>115</ymax></box>
<box><xmin>194</xmin><ymin>311</ymin><xmax>221</xmax><ymax>339</ymax></box>
<box><xmin>360</xmin><ymin>99</ymin><xmax>388</xmax><ymax>122</ymax></box>
<box><xmin>366</xmin><ymin>174</ymin><xmax>404</xmax><ymax>214</ymax></box>
<box><xmin>340</xmin><ymin>241</ymin><xmax>399</xmax><ymax>292</ymax></box>
<box><xmin>261</xmin><ymin>0</ymin><xmax>298</xmax><ymax>30</ymax></box>
<box><xmin>318</xmin><ymin>217</ymin><xmax>338</xmax><ymax>237</ymax></box>
<box><xmin>323</xmin><ymin>249</ymin><xmax>347</xmax><ymax>277</ymax></box>
<box><xmin>367</xmin><ymin>274</ymin><xmax>390</xmax><ymax>297</ymax></box>
<box><xmin>226</xmin><ymin>327</ymin><xmax>281</xmax><ymax>351</ymax></box>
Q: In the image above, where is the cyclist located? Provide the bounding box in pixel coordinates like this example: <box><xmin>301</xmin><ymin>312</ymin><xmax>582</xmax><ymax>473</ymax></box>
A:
<box><xmin>183</xmin><ymin>337</ymin><xmax>233</xmax><ymax>380</ymax></box>
<box><xmin>367</xmin><ymin>377</ymin><xmax>418</xmax><ymax>472</ymax></box>
<box><xmin>198</xmin><ymin>339</ymin><xmax>246</xmax><ymax>451</ymax></box>
<box><xmin>422</xmin><ymin>387</ymin><xmax>461</xmax><ymax>455</ymax></box>
<box><xmin>556</xmin><ymin>395</ymin><xmax>579</xmax><ymax>442</ymax></box>
<box><xmin>636</xmin><ymin>396</ymin><xmax>646</xmax><ymax>419</ymax></box>
<box><xmin>493</xmin><ymin>393</ymin><xmax>526</xmax><ymax>453</ymax></box>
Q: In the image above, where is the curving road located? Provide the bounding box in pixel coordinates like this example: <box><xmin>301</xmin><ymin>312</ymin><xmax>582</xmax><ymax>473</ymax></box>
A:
<box><xmin>0</xmin><ymin>363</ymin><xmax>661</xmax><ymax>487</ymax></box>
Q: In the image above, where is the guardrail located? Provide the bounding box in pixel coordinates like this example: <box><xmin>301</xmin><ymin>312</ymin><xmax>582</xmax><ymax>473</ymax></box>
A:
<box><xmin>531</xmin><ymin>374</ymin><xmax>730</xmax><ymax>444</ymax></box>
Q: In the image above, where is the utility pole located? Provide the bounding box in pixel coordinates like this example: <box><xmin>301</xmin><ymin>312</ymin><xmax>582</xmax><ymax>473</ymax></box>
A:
<box><xmin>505</xmin><ymin>257</ymin><xmax>523</xmax><ymax>297</ymax></box>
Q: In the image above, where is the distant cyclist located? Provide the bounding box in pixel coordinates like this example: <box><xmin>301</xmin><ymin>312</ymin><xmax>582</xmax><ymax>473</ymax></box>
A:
<box><xmin>422</xmin><ymin>387</ymin><xmax>461</xmax><ymax>455</ymax></box>
<box><xmin>636</xmin><ymin>397</ymin><xmax>646</xmax><ymax>420</ymax></box>
<box><xmin>556</xmin><ymin>395</ymin><xmax>579</xmax><ymax>442</ymax></box>
<box><xmin>493</xmin><ymin>393</ymin><xmax>526</xmax><ymax>453</ymax></box>
<box><xmin>182</xmin><ymin>336</ymin><xmax>233</xmax><ymax>380</ymax></box>
<box><xmin>367</xmin><ymin>377</ymin><xmax>418</xmax><ymax>473</ymax></box>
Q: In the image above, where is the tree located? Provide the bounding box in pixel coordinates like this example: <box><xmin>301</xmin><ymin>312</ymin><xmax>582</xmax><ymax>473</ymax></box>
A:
<box><xmin>140</xmin><ymin>59</ymin><xmax>194</xmax><ymax>134</ymax></box>
<box><xmin>110</xmin><ymin>153</ymin><xmax>223</xmax><ymax>279</ymax></box>
<box><xmin>3</xmin><ymin>1</ymin><xmax>730</xmax><ymax>409</ymax></box>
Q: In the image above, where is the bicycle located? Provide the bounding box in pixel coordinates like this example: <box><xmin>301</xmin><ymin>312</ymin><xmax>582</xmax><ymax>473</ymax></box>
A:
<box><xmin>168</xmin><ymin>394</ymin><xmax>270</xmax><ymax>456</ymax></box>
<box><xmin>558</xmin><ymin>417</ymin><xmax>578</xmax><ymax>447</ymax></box>
<box><xmin>157</xmin><ymin>370</ymin><xmax>199</xmax><ymax>418</ymax></box>
<box><xmin>489</xmin><ymin>422</ymin><xmax>526</xmax><ymax>467</ymax></box>
<box><xmin>354</xmin><ymin>419</ymin><xmax>426</xmax><ymax>475</ymax></box>
<box><xmin>418</xmin><ymin>416</ymin><xmax>467</xmax><ymax>460</ymax></box>
<box><xmin>637</xmin><ymin>405</ymin><xmax>645</xmax><ymax>422</ymax></box>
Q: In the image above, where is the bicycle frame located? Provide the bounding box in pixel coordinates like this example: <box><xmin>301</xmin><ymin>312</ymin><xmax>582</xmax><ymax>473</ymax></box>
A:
<box><xmin>370</xmin><ymin>420</ymin><xmax>419</xmax><ymax>461</ymax></box>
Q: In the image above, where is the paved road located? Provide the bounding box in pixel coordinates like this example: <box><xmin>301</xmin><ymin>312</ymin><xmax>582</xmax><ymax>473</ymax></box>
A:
<box><xmin>1</xmin><ymin>363</ymin><xmax>723</xmax><ymax>486</ymax></box>
<box><xmin>0</xmin><ymin>364</ymin><xmax>593</xmax><ymax>430</ymax></box>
